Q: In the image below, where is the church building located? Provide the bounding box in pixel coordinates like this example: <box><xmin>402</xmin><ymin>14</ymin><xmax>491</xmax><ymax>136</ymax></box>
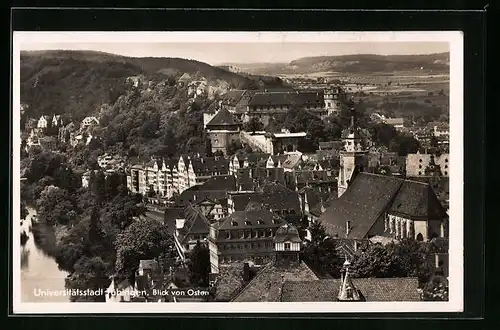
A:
<box><xmin>321</xmin><ymin>107</ymin><xmax>449</xmax><ymax>251</ymax></box>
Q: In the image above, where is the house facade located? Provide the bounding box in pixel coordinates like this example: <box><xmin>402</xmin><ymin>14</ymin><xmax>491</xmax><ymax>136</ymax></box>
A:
<box><xmin>208</xmin><ymin>203</ymin><xmax>287</xmax><ymax>274</ymax></box>
<box><xmin>205</xmin><ymin>108</ymin><xmax>242</xmax><ymax>155</ymax></box>
<box><xmin>406</xmin><ymin>152</ymin><xmax>450</xmax><ymax>177</ymax></box>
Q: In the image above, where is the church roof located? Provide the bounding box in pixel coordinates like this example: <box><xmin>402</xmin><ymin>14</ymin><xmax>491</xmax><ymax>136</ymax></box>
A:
<box><xmin>320</xmin><ymin>173</ymin><xmax>403</xmax><ymax>239</ymax></box>
<box><xmin>206</xmin><ymin>108</ymin><xmax>240</xmax><ymax>127</ymax></box>
<box><xmin>281</xmin><ymin>277</ymin><xmax>420</xmax><ymax>302</ymax></box>
<box><xmin>320</xmin><ymin>173</ymin><xmax>448</xmax><ymax>239</ymax></box>
<box><xmin>388</xmin><ymin>180</ymin><xmax>448</xmax><ymax>220</ymax></box>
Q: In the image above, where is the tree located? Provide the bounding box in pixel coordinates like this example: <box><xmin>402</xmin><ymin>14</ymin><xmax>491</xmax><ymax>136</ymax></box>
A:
<box><xmin>302</xmin><ymin>222</ymin><xmax>343</xmax><ymax>277</ymax></box>
<box><xmin>389</xmin><ymin>134</ymin><xmax>420</xmax><ymax>156</ymax></box>
<box><xmin>65</xmin><ymin>256</ymin><xmax>111</xmax><ymax>302</ymax></box>
<box><xmin>91</xmin><ymin>170</ymin><xmax>107</xmax><ymax>205</ymax></box>
<box><xmin>161</xmin><ymin>121</ymin><xmax>178</xmax><ymax>157</ymax></box>
<box><xmin>21</xmin><ymin>200</ymin><xmax>29</xmax><ymax>220</ymax></box>
<box><xmin>308</xmin><ymin>221</ymin><xmax>328</xmax><ymax>246</ymax></box>
<box><xmin>387</xmin><ymin>239</ymin><xmax>431</xmax><ymax>284</ymax></box>
<box><xmin>227</xmin><ymin>140</ymin><xmax>243</xmax><ymax>156</ymax></box>
<box><xmin>115</xmin><ymin>217</ymin><xmax>172</xmax><ymax>277</ymax></box>
<box><xmin>243</xmin><ymin>117</ymin><xmax>264</xmax><ymax>133</ymax></box>
<box><xmin>371</xmin><ymin>123</ymin><xmax>398</xmax><ymax>148</ymax></box>
<box><xmin>188</xmin><ymin>241</ymin><xmax>210</xmax><ymax>287</ymax></box>
<box><xmin>36</xmin><ymin>185</ymin><xmax>76</xmax><ymax>226</ymax></box>
<box><xmin>349</xmin><ymin>243</ymin><xmax>403</xmax><ymax>278</ymax></box>
<box><xmin>105</xmin><ymin>172</ymin><xmax>125</xmax><ymax>199</ymax></box>
<box><xmin>421</xmin><ymin>275</ymin><xmax>448</xmax><ymax>301</ymax></box>
<box><xmin>88</xmin><ymin>207</ymin><xmax>103</xmax><ymax>245</ymax></box>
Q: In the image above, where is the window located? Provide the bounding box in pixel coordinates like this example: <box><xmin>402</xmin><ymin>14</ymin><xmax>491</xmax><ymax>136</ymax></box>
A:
<box><xmin>245</xmin><ymin>220</ymin><xmax>252</xmax><ymax>225</ymax></box>
<box><xmin>257</xmin><ymin>220</ymin><xmax>264</xmax><ymax>225</ymax></box>
<box><xmin>284</xmin><ymin>243</ymin><xmax>291</xmax><ymax>251</ymax></box>
<box><xmin>419</xmin><ymin>159</ymin><xmax>422</xmax><ymax>163</ymax></box>
<box><xmin>418</xmin><ymin>171</ymin><xmax>421</xmax><ymax>175</ymax></box>
<box><xmin>239</xmin><ymin>231</ymin><xmax>244</xmax><ymax>239</ymax></box>
<box><xmin>445</xmin><ymin>171</ymin><xmax>448</xmax><ymax>176</ymax></box>
<box><xmin>226</xmin><ymin>231</ymin><xmax>231</xmax><ymax>239</ymax></box>
<box><xmin>445</xmin><ymin>165</ymin><xmax>448</xmax><ymax>169</ymax></box>
<box><xmin>419</xmin><ymin>165</ymin><xmax>422</xmax><ymax>169</ymax></box>
<box><xmin>231</xmin><ymin>221</ymin><xmax>238</xmax><ymax>227</ymax></box>
<box><xmin>445</xmin><ymin>158</ymin><xmax>448</xmax><ymax>163</ymax></box>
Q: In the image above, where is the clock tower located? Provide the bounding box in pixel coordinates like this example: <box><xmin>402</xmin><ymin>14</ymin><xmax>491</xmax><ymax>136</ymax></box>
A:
<box><xmin>337</xmin><ymin>107</ymin><xmax>368</xmax><ymax>198</ymax></box>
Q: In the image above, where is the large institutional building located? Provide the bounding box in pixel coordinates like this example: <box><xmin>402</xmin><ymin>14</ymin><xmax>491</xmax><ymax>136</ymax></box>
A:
<box><xmin>216</xmin><ymin>86</ymin><xmax>348</xmax><ymax>126</ymax></box>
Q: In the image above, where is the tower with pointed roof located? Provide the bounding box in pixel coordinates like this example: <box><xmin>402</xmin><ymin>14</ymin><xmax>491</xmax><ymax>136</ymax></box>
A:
<box><xmin>337</xmin><ymin>106</ymin><xmax>369</xmax><ymax>198</ymax></box>
<box><xmin>205</xmin><ymin>108</ymin><xmax>242</xmax><ymax>155</ymax></box>
<box><xmin>337</xmin><ymin>260</ymin><xmax>364</xmax><ymax>301</ymax></box>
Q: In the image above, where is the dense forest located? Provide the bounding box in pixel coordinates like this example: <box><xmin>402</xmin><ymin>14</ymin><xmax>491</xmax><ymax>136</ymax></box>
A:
<box><xmin>20</xmin><ymin>50</ymin><xmax>285</xmax><ymax>121</ymax></box>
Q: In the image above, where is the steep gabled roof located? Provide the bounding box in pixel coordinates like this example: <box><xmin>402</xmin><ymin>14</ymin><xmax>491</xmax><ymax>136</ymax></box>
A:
<box><xmin>281</xmin><ymin>277</ymin><xmax>420</xmax><ymax>302</ymax></box>
<box><xmin>232</xmin><ymin>261</ymin><xmax>318</xmax><ymax>302</ymax></box>
<box><xmin>389</xmin><ymin>180</ymin><xmax>448</xmax><ymax>220</ymax></box>
<box><xmin>206</xmin><ymin>108</ymin><xmax>241</xmax><ymax>127</ymax></box>
<box><xmin>178</xmin><ymin>205</ymin><xmax>211</xmax><ymax>243</ymax></box>
<box><xmin>320</xmin><ymin>173</ymin><xmax>403</xmax><ymax>239</ymax></box>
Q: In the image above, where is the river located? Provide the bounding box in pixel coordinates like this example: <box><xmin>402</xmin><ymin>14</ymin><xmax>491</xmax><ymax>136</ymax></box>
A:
<box><xmin>20</xmin><ymin>208</ymin><xmax>69</xmax><ymax>302</ymax></box>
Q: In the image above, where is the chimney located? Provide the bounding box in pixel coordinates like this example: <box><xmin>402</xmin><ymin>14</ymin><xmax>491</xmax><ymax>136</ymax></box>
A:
<box><xmin>243</xmin><ymin>262</ymin><xmax>250</xmax><ymax>282</ymax></box>
<box><xmin>346</xmin><ymin>221</ymin><xmax>351</xmax><ymax>237</ymax></box>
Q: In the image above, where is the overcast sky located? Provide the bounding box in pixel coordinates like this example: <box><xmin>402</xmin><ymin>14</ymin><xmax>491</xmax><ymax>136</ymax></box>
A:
<box><xmin>21</xmin><ymin>42</ymin><xmax>449</xmax><ymax>65</ymax></box>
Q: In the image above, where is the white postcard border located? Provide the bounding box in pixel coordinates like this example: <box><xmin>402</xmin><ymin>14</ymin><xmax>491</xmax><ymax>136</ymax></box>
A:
<box><xmin>12</xmin><ymin>31</ymin><xmax>464</xmax><ymax>314</ymax></box>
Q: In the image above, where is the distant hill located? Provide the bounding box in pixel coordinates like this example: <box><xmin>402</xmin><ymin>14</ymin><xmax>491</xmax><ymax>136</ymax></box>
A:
<box><xmin>223</xmin><ymin>53</ymin><xmax>450</xmax><ymax>75</ymax></box>
<box><xmin>20</xmin><ymin>50</ymin><xmax>284</xmax><ymax>121</ymax></box>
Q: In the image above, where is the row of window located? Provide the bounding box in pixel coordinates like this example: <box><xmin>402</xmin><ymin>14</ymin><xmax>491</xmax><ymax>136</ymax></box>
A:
<box><xmin>417</xmin><ymin>170</ymin><xmax>448</xmax><ymax>176</ymax></box>
<box><xmin>418</xmin><ymin>164</ymin><xmax>448</xmax><ymax>169</ymax></box>
<box><xmin>221</xmin><ymin>241</ymin><xmax>274</xmax><ymax>250</ymax></box>
<box><xmin>418</xmin><ymin>158</ymin><xmax>448</xmax><ymax>163</ymax></box>
<box><xmin>384</xmin><ymin>216</ymin><xmax>415</xmax><ymax>239</ymax></box>
<box><xmin>225</xmin><ymin>229</ymin><xmax>275</xmax><ymax>239</ymax></box>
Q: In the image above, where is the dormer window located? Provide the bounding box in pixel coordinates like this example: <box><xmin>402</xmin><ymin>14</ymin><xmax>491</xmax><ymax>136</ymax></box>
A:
<box><xmin>245</xmin><ymin>220</ymin><xmax>252</xmax><ymax>226</ymax></box>
<box><xmin>257</xmin><ymin>220</ymin><xmax>264</xmax><ymax>225</ymax></box>
<box><xmin>231</xmin><ymin>221</ymin><xmax>238</xmax><ymax>227</ymax></box>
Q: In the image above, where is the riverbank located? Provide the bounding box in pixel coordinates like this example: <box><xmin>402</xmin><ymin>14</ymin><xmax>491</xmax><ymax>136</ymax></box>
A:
<box><xmin>21</xmin><ymin>208</ymin><xmax>69</xmax><ymax>302</ymax></box>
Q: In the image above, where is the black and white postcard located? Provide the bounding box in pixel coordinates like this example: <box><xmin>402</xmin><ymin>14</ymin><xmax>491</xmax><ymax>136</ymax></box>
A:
<box><xmin>12</xmin><ymin>31</ymin><xmax>463</xmax><ymax>313</ymax></box>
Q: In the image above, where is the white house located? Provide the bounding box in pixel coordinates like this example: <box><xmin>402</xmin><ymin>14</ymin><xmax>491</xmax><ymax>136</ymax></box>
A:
<box><xmin>37</xmin><ymin>115</ymin><xmax>50</xmax><ymax>129</ymax></box>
